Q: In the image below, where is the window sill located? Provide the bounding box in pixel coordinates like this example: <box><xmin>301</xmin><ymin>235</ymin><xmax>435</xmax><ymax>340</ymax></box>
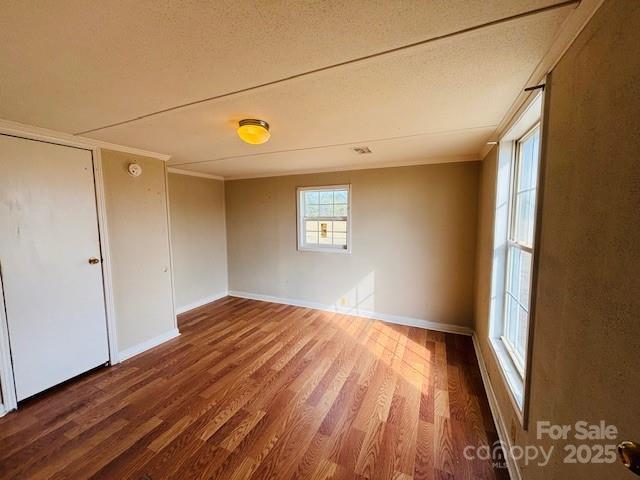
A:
<box><xmin>297</xmin><ymin>246</ymin><xmax>351</xmax><ymax>254</ymax></box>
<box><xmin>489</xmin><ymin>336</ymin><xmax>524</xmax><ymax>418</ymax></box>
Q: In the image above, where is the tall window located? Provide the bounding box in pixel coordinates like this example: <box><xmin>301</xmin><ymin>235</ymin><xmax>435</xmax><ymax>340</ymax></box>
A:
<box><xmin>488</xmin><ymin>93</ymin><xmax>542</xmax><ymax>420</ymax></box>
<box><xmin>503</xmin><ymin>125</ymin><xmax>540</xmax><ymax>375</ymax></box>
<box><xmin>297</xmin><ymin>185</ymin><xmax>350</xmax><ymax>253</ymax></box>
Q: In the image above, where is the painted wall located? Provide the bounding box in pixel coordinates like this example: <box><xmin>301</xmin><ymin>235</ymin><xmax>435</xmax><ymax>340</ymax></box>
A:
<box><xmin>101</xmin><ymin>150</ymin><xmax>175</xmax><ymax>352</ymax></box>
<box><xmin>226</xmin><ymin>162</ymin><xmax>479</xmax><ymax>329</ymax></box>
<box><xmin>168</xmin><ymin>173</ymin><xmax>228</xmax><ymax>310</ymax></box>
<box><xmin>474</xmin><ymin>1</ymin><xmax>640</xmax><ymax>478</ymax></box>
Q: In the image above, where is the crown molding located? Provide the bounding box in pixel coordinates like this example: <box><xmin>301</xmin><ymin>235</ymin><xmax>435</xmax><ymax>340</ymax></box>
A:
<box><xmin>167</xmin><ymin>167</ymin><xmax>225</xmax><ymax>181</ymax></box>
<box><xmin>481</xmin><ymin>0</ymin><xmax>605</xmax><ymax>159</ymax></box>
<box><xmin>0</xmin><ymin>118</ymin><xmax>171</xmax><ymax>161</ymax></box>
<box><xmin>221</xmin><ymin>154</ymin><xmax>479</xmax><ymax>181</ymax></box>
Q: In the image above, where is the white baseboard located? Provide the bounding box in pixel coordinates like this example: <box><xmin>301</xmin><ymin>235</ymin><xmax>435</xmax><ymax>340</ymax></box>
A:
<box><xmin>228</xmin><ymin>290</ymin><xmax>473</xmax><ymax>336</ymax></box>
<box><xmin>175</xmin><ymin>291</ymin><xmax>229</xmax><ymax>315</ymax></box>
<box><xmin>118</xmin><ymin>328</ymin><xmax>180</xmax><ymax>363</ymax></box>
<box><xmin>472</xmin><ymin>334</ymin><xmax>520</xmax><ymax>480</ymax></box>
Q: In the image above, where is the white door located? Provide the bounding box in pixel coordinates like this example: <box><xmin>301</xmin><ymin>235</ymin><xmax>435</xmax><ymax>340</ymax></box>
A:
<box><xmin>0</xmin><ymin>134</ymin><xmax>109</xmax><ymax>401</ymax></box>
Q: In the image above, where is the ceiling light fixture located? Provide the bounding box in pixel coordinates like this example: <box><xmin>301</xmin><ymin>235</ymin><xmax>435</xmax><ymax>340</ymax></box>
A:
<box><xmin>237</xmin><ymin>119</ymin><xmax>270</xmax><ymax>145</ymax></box>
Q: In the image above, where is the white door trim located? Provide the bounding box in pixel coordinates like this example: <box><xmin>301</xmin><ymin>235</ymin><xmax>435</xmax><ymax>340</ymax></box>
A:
<box><xmin>0</xmin><ymin>263</ymin><xmax>15</xmax><ymax>413</ymax></box>
<box><xmin>163</xmin><ymin>163</ymin><xmax>179</xmax><ymax>330</ymax></box>
<box><xmin>0</xmin><ymin>126</ymin><xmax>121</xmax><ymax>414</ymax></box>
<box><xmin>92</xmin><ymin>148</ymin><xmax>120</xmax><ymax>366</ymax></box>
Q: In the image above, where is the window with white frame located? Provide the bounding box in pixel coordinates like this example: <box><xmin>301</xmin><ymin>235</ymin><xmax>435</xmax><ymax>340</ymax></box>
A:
<box><xmin>502</xmin><ymin>125</ymin><xmax>540</xmax><ymax>375</ymax></box>
<box><xmin>488</xmin><ymin>91</ymin><xmax>543</xmax><ymax>420</ymax></box>
<box><xmin>297</xmin><ymin>185</ymin><xmax>350</xmax><ymax>252</ymax></box>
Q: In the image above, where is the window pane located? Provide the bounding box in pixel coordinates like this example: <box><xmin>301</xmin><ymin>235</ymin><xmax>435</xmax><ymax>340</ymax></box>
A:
<box><xmin>516</xmin><ymin>305</ymin><xmax>529</xmax><ymax>361</ymax></box>
<box><xmin>319</xmin><ymin>221</ymin><xmax>333</xmax><ymax>236</ymax></box>
<box><xmin>513</xmin><ymin>127</ymin><xmax>540</xmax><ymax>246</ymax></box>
<box><xmin>506</xmin><ymin>247</ymin><xmax>520</xmax><ymax>297</ymax></box>
<box><xmin>318</xmin><ymin>204</ymin><xmax>332</xmax><ymax>216</ymax></box>
<box><xmin>333</xmin><ymin>220</ymin><xmax>347</xmax><ymax>232</ymax></box>
<box><xmin>519</xmin><ymin>142</ymin><xmax>534</xmax><ymax>191</ymax></box>
<box><xmin>515</xmin><ymin>189</ymin><xmax>536</xmax><ymax>245</ymax></box>
<box><xmin>306</xmin><ymin>204</ymin><xmax>319</xmax><ymax>217</ymax></box>
<box><xmin>304</xmin><ymin>191</ymin><xmax>319</xmax><ymax>205</ymax></box>
<box><xmin>505</xmin><ymin>295</ymin><xmax>518</xmax><ymax>344</ymax></box>
<box><xmin>319</xmin><ymin>191</ymin><xmax>333</xmax><ymax>204</ymax></box>
<box><xmin>504</xmin><ymin>245</ymin><xmax>532</xmax><ymax>370</ymax></box>
<box><xmin>522</xmin><ymin>139</ymin><xmax>533</xmax><ymax>185</ymax></box>
<box><xmin>518</xmin><ymin>250</ymin><xmax>532</xmax><ymax>307</ymax></box>
<box><xmin>333</xmin><ymin>232</ymin><xmax>347</xmax><ymax>246</ymax></box>
<box><xmin>334</xmin><ymin>190</ymin><xmax>348</xmax><ymax>203</ymax></box>
<box><xmin>334</xmin><ymin>204</ymin><xmax>348</xmax><ymax>216</ymax></box>
<box><xmin>506</xmin><ymin>247</ymin><xmax>532</xmax><ymax>309</ymax></box>
<box><xmin>305</xmin><ymin>231</ymin><xmax>318</xmax><ymax>244</ymax></box>
<box><xmin>305</xmin><ymin>220</ymin><xmax>318</xmax><ymax>232</ymax></box>
<box><xmin>318</xmin><ymin>232</ymin><xmax>332</xmax><ymax>244</ymax></box>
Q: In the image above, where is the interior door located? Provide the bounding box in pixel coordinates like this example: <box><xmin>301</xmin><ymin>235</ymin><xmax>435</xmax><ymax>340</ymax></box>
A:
<box><xmin>0</xmin><ymin>134</ymin><xmax>109</xmax><ymax>401</ymax></box>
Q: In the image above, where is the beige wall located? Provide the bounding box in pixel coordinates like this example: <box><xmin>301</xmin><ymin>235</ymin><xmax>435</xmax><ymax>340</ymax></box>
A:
<box><xmin>102</xmin><ymin>150</ymin><xmax>175</xmax><ymax>352</ymax></box>
<box><xmin>168</xmin><ymin>173</ymin><xmax>228</xmax><ymax>310</ymax></box>
<box><xmin>226</xmin><ymin>162</ymin><xmax>479</xmax><ymax>328</ymax></box>
<box><xmin>474</xmin><ymin>1</ymin><xmax>640</xmax><ymax>478</ymax></box>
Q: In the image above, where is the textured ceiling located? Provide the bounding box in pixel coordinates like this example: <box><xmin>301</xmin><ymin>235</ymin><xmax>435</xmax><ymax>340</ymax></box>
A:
<box><xmin>0</xmin><ymin>1</ymin><xmax>578</xmax><ymax>178</ymax></box>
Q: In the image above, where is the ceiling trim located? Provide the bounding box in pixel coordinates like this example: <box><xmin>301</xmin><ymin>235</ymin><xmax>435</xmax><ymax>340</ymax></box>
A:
<box><xmin>170</xmin><ymin>125</ymin><xmax>496</xmax><ymax>168</ymax></box>
<box><xmin>0</xmin><ymin>118</ymin><xmax>172</xmax><ymax>161</ymax></box>
<box><xmin>167</xmin><ymin>167</ymin><xmax>224</xmax><ymax>181</ymax></box>
<box><xmin>480</xmin><ymin>0</ymin><xmax>605</xmax><ymax>158</ymax></box>
<box><xmin>221</xmin><ymin>154</ymin><xmax>480</xmax><ymax>181</ymax></box>
<box><xmin>77</xmin><ymin>0</ymin><xmax>579</xmax><ymax>136</ymax></box>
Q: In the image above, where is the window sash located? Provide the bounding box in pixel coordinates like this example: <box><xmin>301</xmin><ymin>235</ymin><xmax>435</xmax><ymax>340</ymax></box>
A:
<box><xmin>502</xmin><ymin>244</ymin><xmax>530</xmax><ymax>376</ymax></box>
<box><xmin>508</xmin><ymin>125</ymin><xmax>540</xmax><ymax>248</ymax></box>
<box><xmin>302</xmin><ymin>218</ymin><xmax>348</xmax><ymax>249</ymax></box>
<box><xmin>501</xmin><ymin>123</ymin><xmax>540</xmax><ymax>378</ymax></box>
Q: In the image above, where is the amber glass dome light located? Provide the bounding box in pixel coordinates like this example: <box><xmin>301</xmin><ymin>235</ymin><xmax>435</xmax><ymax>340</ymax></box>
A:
<box><xmin>237</xmin><ymin>119</ymin><xmax>270</xmax><ymax>145</ymax></box>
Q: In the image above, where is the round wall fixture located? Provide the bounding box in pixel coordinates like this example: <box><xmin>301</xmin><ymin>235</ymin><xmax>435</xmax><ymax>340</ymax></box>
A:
<box><xmin>127</xmin><ymin>163</ymin><xmax>142</xmax><ymax>177</ymax></box>
<box><xmin>237</xmin><ymin>119</ymin><xmax>270</xmax><ymax>145</ymax></box>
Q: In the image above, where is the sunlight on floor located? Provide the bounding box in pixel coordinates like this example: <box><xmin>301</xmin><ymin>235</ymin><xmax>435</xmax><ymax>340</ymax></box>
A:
<box><xmin>328</xmin><ymin>271</ymin><xmax>434</xmax><ymax>392</ymax></box>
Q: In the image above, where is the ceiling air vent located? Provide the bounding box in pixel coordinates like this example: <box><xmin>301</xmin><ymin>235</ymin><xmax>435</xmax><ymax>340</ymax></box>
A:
<box><xmin>352</xmin><ymin>146</ymin><xmax>372</xmax><ymax>154</ymax></box>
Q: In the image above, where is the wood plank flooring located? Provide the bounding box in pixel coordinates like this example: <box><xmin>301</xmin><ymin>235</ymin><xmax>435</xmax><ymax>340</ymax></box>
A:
<box><xmin>0</xmin><ymin>297</ymin><xmax>508</xmax><ymax>479</ymax></box>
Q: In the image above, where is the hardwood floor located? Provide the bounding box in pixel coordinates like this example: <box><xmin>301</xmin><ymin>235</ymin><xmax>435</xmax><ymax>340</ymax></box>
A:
<box><xmin>0</xmin><ymin>296</ymin><xmax>508</xmax><ymax>479</ymax></box>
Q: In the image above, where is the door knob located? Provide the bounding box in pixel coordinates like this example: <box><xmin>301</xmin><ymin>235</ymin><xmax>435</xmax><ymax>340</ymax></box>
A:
<box><xmin>88</xmin><ymin>257</ymin><xmax>100</xmax><ymax>265</ymax></box>
<box><xmin>619</xmin><ymin>441</ymin><xmax>640</xmax><ymax>476</ymax></box>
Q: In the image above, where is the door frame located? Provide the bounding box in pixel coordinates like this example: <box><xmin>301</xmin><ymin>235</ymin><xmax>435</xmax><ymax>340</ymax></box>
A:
<box><xmin>0</xmin><ymin>123</ymin><xmax>123</xmax><ymax>413</ymax></box>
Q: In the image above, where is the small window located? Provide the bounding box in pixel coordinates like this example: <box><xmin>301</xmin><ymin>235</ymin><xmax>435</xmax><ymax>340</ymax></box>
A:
<box><xmin>297</xmin><ymin>185</ymin><xmax>350</xmax><ymax>253</ymax></box>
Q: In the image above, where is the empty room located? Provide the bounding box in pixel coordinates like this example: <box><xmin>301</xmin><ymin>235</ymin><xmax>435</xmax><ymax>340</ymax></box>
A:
<box><xmin>0</xmin><ymin>1</ymin><xmax>638</xmax><ymax>479</ymax></box>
